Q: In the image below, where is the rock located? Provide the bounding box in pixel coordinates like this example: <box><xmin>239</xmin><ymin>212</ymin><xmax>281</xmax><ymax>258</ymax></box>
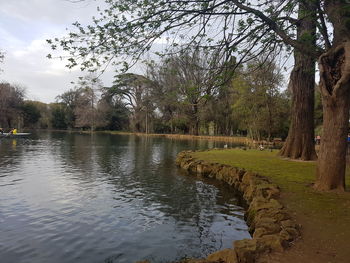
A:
<box><xmin>182</xmin><ymin>159</ymin><xmax>194</xmax><ymax>170</ymax></box>
<box><xmin>255</xmin><ymin>184</ymin><xmax>280</xmax><ymax>200</ymax></box>
<box><xmin>253</xmin><ymin>227</ymin><xmax>269</xmax><ymax>238</ymax></box>
<box><xmin>281</xmin><ymin>227</ymin><xmax>300</xmax><ymax>240</ymax></box>
<box><xmin>188</xmin><ymin>161</ymin><xmax>201</xmax><ymax>173</ymax></box>
<box><xmin>279</xmin><ymin>229</ymin><xmax>294</xmax><ymax>242</ymax></box>
<box><xmin>257</xmin><ymin>234</ymin><xmax>288</xmax><ymax>252</ymax></box>
<box><xmin>196</xmin><ymin>163</ymin><xmax>213</xmax><ymax>176</ymax></box>
<box><xmin>176</xmin><ymin>150</ymin><xmax>299</xmax><ymax>263</ymax></box>
<box><xmin>280</xmin><ymin>219</ymin><xmax>296</xmax><ymax>229</ymax></box>
<box><xmin>242</xmin><ymin>171</ymin><xmax>255</xmax><ymax>186</ymax></box>
<box><xmin>227</xmin><ymin>167</ymin><xmax>241</xmax><ymax>185</ymax></box>
<box><xmin>250</xmin><ymin>217</ymin><xmax>281</xmax><ymax>236</ymax></box>
<box><xmin>208</xmin><ymin>165</ymin><xmax>223</xmax><ymax>178</ymax></box>
<box><xmin>237</xmin><ymin>169</ymin><xmax>246</xmax><ymax>181</ymax></box>
<box><xmin>261</xmin><ymin>209</ymin><xmax>290</xmax><ymax>223</ymax></box>
<box><xmin>207</xmin><ymin>249</ymin><xmax>238</xmax><ymax>263</ymax></box>
<box><xmin>249</xmin><ymin>197</ymin><xmax>283</xmax><ymax>212</ymax></box>
<box><xmin>246</xmin><ymin>198</ymin><xmax>283</xmax><ymax>228</ymax></box>
<box><xmin>252</xmin><ymin>217</ymin><xmax>280</xmax><ymax>235</ymax></box>
<box><xmin>233</xmin><ymin>239</ymin><xmax>258</xmax><ymax>263</ymax></box>
<box><xmin>219</xmin><ymin>166</ymin><xmax>234</xmax><ymax>182</ymax></box>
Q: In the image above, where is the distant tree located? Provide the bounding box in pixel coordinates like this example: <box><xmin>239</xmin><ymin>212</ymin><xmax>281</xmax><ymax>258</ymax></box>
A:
<box><xmin>148</xmin><ymin>49</ymin><xmax>223</xmax><ymax>135</ymax></box>
<box><xmin>51</xmin><ymin>0</ymin><xmax>350</xmax><ymax>191</ymax></box>
<box><xmin>200</xmin><ymin>58</ymin><xmax>238</xmax><ymax>136</ymax></box>
<box><xmin>146</xmin><ymin>60</ymin><xmax>183</xmax><ymax>133</ymax></box>
<box><xmin>232</xmin><ymin>59</ymin><xmax>289</xmax><ymax>140</ymax></box>
<box><xmin>56</xmin><ymin>88</ymin><xmax>80</xmax><ymax>128</ymax></box>
<box><xmin>21</xmin><ymin>101</ymin><xmax>41</xmax><ymax>128</ymax></box>
<box><xmin>108</xmin><ymin>73</ymin><xmax>154</xmax><ymax>132</ymax></box>
<box><xmin>0</xmin><ymin>82</ymin><xmax>24</xmax><ymax>128</ymax></box>
<box><xmin>73</xmin><ymin>74</ymin><xmax>104</xmax><ymax>131</ymax></box>
<box><xmin>98</xmin><ymin>94</ymin><xmax>130</xmax><ymax>130</ymax></box>
<box><xmin>31</xmin><ymin>101</ymin><xmax>51</xmax><ymax>129</ymax></box>
<box><xmin>48</xmin><ymin>0</ymin><xmax>317</xmax><ymax>155</ymax></box>
<box><xmin>50</xmin><ymin>103</ymin><xmax>68</xmax><ymax>129</ymax></box>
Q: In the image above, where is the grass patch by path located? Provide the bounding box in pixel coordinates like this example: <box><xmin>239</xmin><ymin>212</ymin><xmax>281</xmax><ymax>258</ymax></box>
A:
<box><xmin>192</xmin><ymin>149</ymin><xmax>350</xmax><ymax>263</ymax></box>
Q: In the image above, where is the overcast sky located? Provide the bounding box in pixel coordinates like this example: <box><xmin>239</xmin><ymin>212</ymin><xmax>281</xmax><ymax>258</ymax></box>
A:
<box><xmin>0</xmin><ymin>0</ymin><xmax>294</xmax><ymax>103</ymax></box>
<box><xmin>0</xmin><ymin>0</ymin><xmax>118</xmax><ymax>103</ymax></box>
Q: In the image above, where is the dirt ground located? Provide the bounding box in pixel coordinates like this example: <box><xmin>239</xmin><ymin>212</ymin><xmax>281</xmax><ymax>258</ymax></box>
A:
<box><xmin>193</xmin><ymin>149</ymin><xmax>350</xmax><ymax>263</ymax></box>
<box><xmin>258</xmin><ymin>190</ymin><xmax>350</xmax><ymax>263</ymax></box>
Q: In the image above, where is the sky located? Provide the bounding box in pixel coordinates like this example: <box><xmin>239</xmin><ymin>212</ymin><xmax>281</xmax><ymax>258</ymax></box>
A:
<box><xmin>0</xmin><ymin>0</ymin><xmax>293</xmax><ymax>103</ymax></box>
<box><xmin>0</xmin><ymin>0</ymin><xmax>117</xmax><ymax>103</ymax></box>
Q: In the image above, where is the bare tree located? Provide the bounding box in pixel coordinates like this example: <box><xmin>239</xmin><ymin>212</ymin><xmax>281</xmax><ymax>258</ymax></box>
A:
<box><xmin>0</xmin><ymin>82</ymin><xmax>25</xmax><ymax>129</ymax></box>
<box><xmin>50</xmin><ymin>0</ymin><xmax>350</xmax><ymax>191</ymax></box>
<box><xmin>106</xmin><ymin>73</ymin><xmax>154</xmax><ymax>132</ymax></box>
<box><xmin>74</xmin><ymin>74</ymin><xmax>103</xmax><ymax>131</ymax></box>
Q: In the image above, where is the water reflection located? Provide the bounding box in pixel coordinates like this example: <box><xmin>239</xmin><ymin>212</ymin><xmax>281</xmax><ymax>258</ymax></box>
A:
<box><xmin>0</xmin><ymin>132</ymin><xmax>249</xmax><ymax>263</ymax></box>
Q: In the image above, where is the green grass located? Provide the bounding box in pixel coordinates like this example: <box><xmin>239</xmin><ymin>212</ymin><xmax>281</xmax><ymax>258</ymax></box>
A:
<box><xmin>191</xmin><ymin>148</ymin><xmax>350</xmax><ymax>261</ymax></box>
<box><xmin>193</xmin><ymin>148</ymin><xmax>350</xmax><ymax>228</ymax></box>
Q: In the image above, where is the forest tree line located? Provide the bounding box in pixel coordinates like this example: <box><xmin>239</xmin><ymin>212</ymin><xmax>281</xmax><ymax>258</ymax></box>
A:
<box><xmin>4</xmin><ymin>0</ymin><xmax>350</xmax><ymax>190</ymax></box>
<box><xmin>0</xmin><ymin>51</ymin><xmax>302</xmax><ymax>140</ymax></box>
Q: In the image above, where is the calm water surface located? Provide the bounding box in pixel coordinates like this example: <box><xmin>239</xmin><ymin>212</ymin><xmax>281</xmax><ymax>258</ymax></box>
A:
<box><xmin>0</xmin><ymin>132</ymin><xmax>250</xmax><ymax>263</ymax></box>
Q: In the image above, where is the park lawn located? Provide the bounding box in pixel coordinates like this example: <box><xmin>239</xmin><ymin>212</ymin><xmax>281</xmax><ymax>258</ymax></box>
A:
<box><xmin>192</xmin><ymin>149</ymin><xmax>350</xmax><ymax>263</ymax></box>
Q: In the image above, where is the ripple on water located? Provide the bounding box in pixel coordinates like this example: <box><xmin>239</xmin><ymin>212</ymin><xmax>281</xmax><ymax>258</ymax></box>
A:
<box><xmin>0</xmin><ymin>132</ymin><xmax>250</xmax><ymax>263</ymax></box>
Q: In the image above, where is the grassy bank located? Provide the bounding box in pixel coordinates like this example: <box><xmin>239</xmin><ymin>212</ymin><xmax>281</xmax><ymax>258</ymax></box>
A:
<box><xmin>192</xmin><ymin>149</ymin><xmax>350</xmax><ymax>263</ymax></box>
<box><xmin>99</xmin><ymin>131</ymin><xmax>253</xmax><ymax>144</ymax></box>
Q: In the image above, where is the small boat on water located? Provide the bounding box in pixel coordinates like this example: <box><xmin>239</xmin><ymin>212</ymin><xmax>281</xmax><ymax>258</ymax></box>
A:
<box><xmin>0</xmin><ymin>133</ymin><xmax>31</xmax><ymax>138</ymax></box>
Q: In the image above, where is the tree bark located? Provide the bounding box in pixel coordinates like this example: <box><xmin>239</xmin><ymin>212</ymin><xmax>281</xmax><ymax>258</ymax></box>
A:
<box><xmin>314</xmin><ymin>42</ymin><xmax>350</xmax><ymax>191</ymax></box>
<box><xmin>313</xmin><ymin>0</ymin><xmax>350</xmax><ymax>191</ymax></box>
<box><xmin>279</xmin><ymin>53</ymin><xmax>317</xmax><ymax>160</ymax></box>
<box><xmin>279</xmin><ymin>2</ymin><xmax>317</xmax><ymax>160</ymax></box>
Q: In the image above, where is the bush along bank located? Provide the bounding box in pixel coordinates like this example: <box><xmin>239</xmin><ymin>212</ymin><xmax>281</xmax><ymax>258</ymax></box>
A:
<box><xmin>175</xmin><ymin>150</ymin><xmax>301</xmax><ymax>263</ymax></box>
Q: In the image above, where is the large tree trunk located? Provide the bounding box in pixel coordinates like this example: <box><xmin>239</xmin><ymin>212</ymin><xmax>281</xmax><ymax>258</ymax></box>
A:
<box><xmin>314</xmin><ymin>43</ymin><xmax>350</xmax><ymax>191</ymax></box>
<box><xmin>279</xmin><ymin>53</ymin><xmax>317</xmax><ymax>160</ymax></box>
<box><xmin>279</xmin><ymin>2</ymin><xmax>317</xmax><ymax>160</ymax></box>
<box><xmin>313</xmin><ymin>0</ymin><xmax>350</xmax><ymax>191</ymax></box>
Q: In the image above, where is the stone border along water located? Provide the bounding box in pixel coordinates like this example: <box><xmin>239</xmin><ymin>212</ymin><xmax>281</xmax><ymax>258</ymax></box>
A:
<box><xmin>172</xmin><ymin>150</ymin><xmax>301</xmax><ymax>263</ymax></box>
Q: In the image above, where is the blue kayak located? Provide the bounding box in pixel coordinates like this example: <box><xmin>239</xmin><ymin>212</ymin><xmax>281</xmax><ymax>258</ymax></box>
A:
<box><xmin>0</xmin><ymin>133</ymin><xmax>31</xmax><ymax>138</ymax></box>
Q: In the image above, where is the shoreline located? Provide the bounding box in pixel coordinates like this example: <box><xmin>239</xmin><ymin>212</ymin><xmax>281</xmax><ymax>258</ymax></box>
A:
<box><xmin>99</xmin><ymin>131</ymin><xmax>253</xmax><ymax>144</ymax></box>
<box><xmin>173</xmin><ymin>150</ymin><xmax>300</xmax><ymax>263</ymax></box>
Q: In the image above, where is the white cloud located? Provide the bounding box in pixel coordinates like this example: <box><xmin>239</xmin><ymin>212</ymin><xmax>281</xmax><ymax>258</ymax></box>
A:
<box><xmin>0</xmin><ymin>0</ymin><xmax>112</xmax><ymax>103</ymax></box>
<box><xmin>0</xmin><ymin>0</ymin><xmax>101</xmax><ymax>25</ymax></box>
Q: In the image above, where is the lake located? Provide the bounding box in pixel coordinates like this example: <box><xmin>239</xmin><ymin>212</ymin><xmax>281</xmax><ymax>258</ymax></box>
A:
<box><xmin>0</xmin><ymin>132</ymin><xmax>250</xmax><ymax>263</ymax></box>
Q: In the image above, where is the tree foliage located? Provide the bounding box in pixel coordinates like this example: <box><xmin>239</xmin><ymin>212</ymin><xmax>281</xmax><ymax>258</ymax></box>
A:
<box><xmin>147</xmin><ymin>49</ymin><xmax>225</xmax><ymax>135</ymax></box>
<box><xmin>232</xmin><ymin>59</ymin><xmax>289</xmax><ymax>140</ymax></box>
<box><xmin>107</xmin><ymin>73</ymin><xmax>154</xmax><ymax>132</ymax></box>
<box><xmin>21</xmin><ymin>101</ymin><xmax>41</xmax><ymax>128</ymax></box>
<box><xmin>49</xmin><ymin>0</ymin><xmax>350</xmax><ymax>190</ymax></box>
<box><xmin>51</xmin><ymin>103</ymin><xmax>69</xmax><ymax>129</ymax></box>
<box><xmin>0</xmin><ymin>82</ymin><xmax>25</xmax><ymax>128</ymax></box>
<box><xmin>49</xmin><ymin>0</ymin><xmax>314</xmax><ymax>72</ymax></box>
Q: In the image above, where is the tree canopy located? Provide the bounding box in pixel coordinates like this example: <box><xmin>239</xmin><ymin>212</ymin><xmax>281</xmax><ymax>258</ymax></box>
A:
<box><xmin>48</xmin><ymin>0</ymin><xmax>324</xmax><ymax>71</ymax></box>
<box><xmin>49</xmin><ymin>0</ymin><xmax>350</xmax><ymax>191</ymax></box>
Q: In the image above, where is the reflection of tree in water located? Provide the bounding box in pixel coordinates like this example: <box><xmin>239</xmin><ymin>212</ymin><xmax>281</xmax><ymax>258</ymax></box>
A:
<box><xmin>49</xmin><ymin>132</ymin><xmax>125</xmax><ymax>185</ymax></box>
<box><xmin>93</xmin><ymin>135</ymin><xmax>245</xmax><ymax>255</ymax></box>
<box><xmin>0</xmin><ymin>139</ymin><xmax>24</xmax><ymax>185</ymax></box>
<box><xmin>0</xmin><ymin>132</ymin><xmax>248</xmax><ymax>263</ymax></box>
<box><xmin>45</xmin><ymin>132</ymin><xmax>247</xmax><ymax>259</ymax></box>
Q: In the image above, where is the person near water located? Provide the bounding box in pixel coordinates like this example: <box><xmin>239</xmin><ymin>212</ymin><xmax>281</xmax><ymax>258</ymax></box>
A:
<box><xmin>0</xmin><ymin>128</ymin><xmax>3</xmax><ymax>134</ymax></box>
<box><xmin>316</xmin><ymin>135</ymin><xmax>321</xmax><ymax>145</ymax></box>
<box><xmin>9</xmin><ymin>128</ymin><xmax>17</xmax><ymax>135</ymax></box>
